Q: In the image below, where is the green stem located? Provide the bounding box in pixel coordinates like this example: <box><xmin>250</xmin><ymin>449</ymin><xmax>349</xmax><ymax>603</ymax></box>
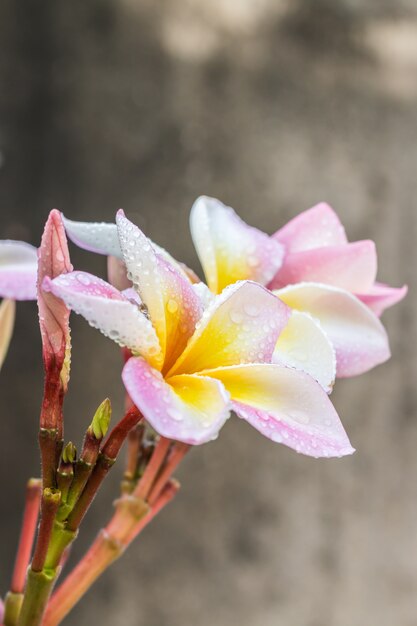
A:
<box><xmin>16</xmin><ymin>569</ymin><xmax>57</xmax><ymax>626</ymax></box>
<box><xmin>44</xmin><ymin>523</ymin><xmax>78</xmax><ymax>570</ymax></box>
<box><xmin>57</xmin><ymin>460</ymin><xmax>92</xmax><ymax>521</ymax></box>
<box><xmin>4</xmin><ymin>592</ymin><xmax>23</xmax><ymax>626</ymax></box>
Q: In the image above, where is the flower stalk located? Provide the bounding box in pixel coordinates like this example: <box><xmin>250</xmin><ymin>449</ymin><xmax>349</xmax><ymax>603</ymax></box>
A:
<box><xmin>9</xmin><ymin>479</ymin><xmax>42</xmax><ymax>594</ymax></box>
<box><xmin>65</xmin><ymin>405</ymin><xmax>142</xmax><ymax>531</ymax></box>
<box><xmin>43</xmin><ymin>433</ymin><xmax>187</xmax><ymax>626</ymax></box>
<box><xmin>17</xmin><ymin>489</ymin><xmax>61</xmax><ymax>626</ymax></box>
<box><xmin>4</xmin><ymin>479</ymin><xmax>42</xmax><ymax>625</ymax></box>
<box><xmin>16</xmin><ymin>569</ymin><xmax>57</xmax><ymax>626</ymax></box>
<box><xmin>43</xmin><ymin>480</ymin><xmax>179</xmax><ymax>626</ymax></box>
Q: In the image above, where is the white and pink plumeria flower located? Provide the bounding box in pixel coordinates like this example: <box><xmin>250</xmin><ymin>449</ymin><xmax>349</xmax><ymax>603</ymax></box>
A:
<box><xmin>0</xmin><ymin>239</ymin><xmax>39</xmax><ymax>369</ymax></box>
<box><xmin>0</xmin><ymin>240</ymin><xmax>38</xmax><ymax>301</ymax></box>
<box><xmin>190</xmin><ymin>196</ymin><xmax>406</xmax><ymax>378</ymax></box>
<box><xmin>46</xmin><ymin>210</ymin><xmax>353</xmax><ymax>457</ymax></box>
<box><xmin>62</xmin><ymin>212</ymin><xmax>337</xmax><ymax>391</ymax></box>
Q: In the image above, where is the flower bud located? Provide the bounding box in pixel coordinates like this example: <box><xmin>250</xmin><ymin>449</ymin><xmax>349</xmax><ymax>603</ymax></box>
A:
<box><xmin>89</xmin><ymin>398</ymin><xmax>112</xmax><ymax>440</ymax></box>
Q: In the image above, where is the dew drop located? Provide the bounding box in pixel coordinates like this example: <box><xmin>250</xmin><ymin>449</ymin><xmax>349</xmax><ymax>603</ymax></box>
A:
<box><xmin>167</xmin><ymin>407</ymin><xmax>183</xmax><ymax>422</ymax></box>
<box><xmin>77</xmin><ymin>274</ymin><xmax>91</xmax><ymax>286</ymax></box>
<box><xmin>229</xmin><ymin>310</ymin><xmax>243</xmax><ymax>324</ymax></box>
<box><xmin>244</xmin><ymin>303</ymin><xmax>260</xmax><ymax>317</ymax></box>
<box><xmin>167</xmin><ymin>299</ymin><xmax>178</xmax><ymax>314</ymax></box>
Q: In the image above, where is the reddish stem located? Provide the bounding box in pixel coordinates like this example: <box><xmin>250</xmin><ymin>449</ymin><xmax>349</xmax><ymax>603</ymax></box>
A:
<box><xmin>65</xmin><ymin>454</ymin><xmax>114</xmax><ymax>532</ymax></box>
<box><xmin>10</xmin><ymin>479</ymin><xmax>42</xmax><ymax>594</ymax></box>
<box><xmin>134</xmin><ymin>437</ymin><xmax>172</xmax><ymax>500</ymax></box>
<box><xmin>31</xmin><ymin>489</ymin><xmax>61</xmax><ymax>573</ymax></box>
<box><xmin>65</xmin><ymin>407</ymin><xmax>143</xmax><ymax>532</ymax></box>
<box><xmin>44</xmin><ymin>480</ymin><xmax>179</xmax><ymax>626</ymax></box>
<box><xmin>123</xmin><ymin>424</ymin><xmax>144</xmax><ymax>484</ymax></box>
<box><xmin>126</xmin><ymin>479</ymin><xmax>179</xmax><ymax>544</ymax></box>
<box><xmin>101</xmin><ymin>406</ymin><xmax>142</xmax><ymax>459</ymax></box>
<box><xmin>39</xmin><ymin>365</ymin><xmax>61</xmax><ymax>431</ymax></box>
<box><xmin>147</xmin><ymin>443</ymin><xmax>189</xmax><ymax>505</ymax></box>
<box><xmin>39</xmin><ymin>429</ymin><xmax>58</xmax><ymax>491</ymax></box>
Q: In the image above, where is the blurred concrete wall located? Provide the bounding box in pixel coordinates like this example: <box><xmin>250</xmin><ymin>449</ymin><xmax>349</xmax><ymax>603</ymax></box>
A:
<box><xmin>0</xmin><ymin>2</ymin><xmax>416</xmax><ymax>625</ymax></box>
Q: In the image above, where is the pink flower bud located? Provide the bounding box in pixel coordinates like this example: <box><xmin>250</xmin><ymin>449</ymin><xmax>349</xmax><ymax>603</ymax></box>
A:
<box><xmin>38</xmin><ymin>210</ymin><xmax>73</xmax><ymax>428</ymax></box>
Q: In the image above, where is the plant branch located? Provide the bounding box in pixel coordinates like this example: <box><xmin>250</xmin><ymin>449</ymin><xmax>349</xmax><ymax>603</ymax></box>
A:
<box><xmin>43</xmin><ymin>480</ymin><xmax>179</xmax><ymax>626</ymax></box>
<box><xmin>10</xmin><ymin>479</ymin><xmax>42</xmax><ymax>593</ymax></box>
<box><xmin>31</xmin><ymin>489</ymin><xmax>61</xmax><ymax>573</ymax></box>
<box><xmin>134</xmin><ymin>436</ymin><xmax>171</xmax><ymax>500</ymax></box>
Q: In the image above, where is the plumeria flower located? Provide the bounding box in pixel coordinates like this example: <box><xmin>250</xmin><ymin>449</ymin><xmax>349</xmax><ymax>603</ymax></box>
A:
<box><xmin>61</xmin><ymin>212</ymin><xmax>337</xmax><ymax>391</ymax></box>
<box><xmin>190</xmin><ymin>197</ymin><xmax>406</xmax><ymax>378</ymax></box>
<box><xmin>0</xmin><ymin>240</ymin><xmax>38</xmax><ymax>300</ymax></box>
<box><xmin>0</xmin><ymin>239</ymin><xmax>38</xmax><ymax>369</ymax></box>
<box><xmin>269</xmin><ymin>201</ymin><xmax>407</xmax><ymax>315</ymax></box>
<box><xmin>44</xmin><ymin>210</ymin><xmax>354</xmax><ymax>457</ymax></box>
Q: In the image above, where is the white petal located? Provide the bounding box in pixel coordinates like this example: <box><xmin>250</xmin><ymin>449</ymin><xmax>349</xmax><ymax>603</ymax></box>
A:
<box><xmin>275</xmin><ymin>282</ymin><xmax>390</xmax><ymax>377</ymax></box>
<box><xmin>273</xmin><ymin>310</ymin><xmax>336</xmax><ymax>392</ymax></box>
<box><xmin>62</xmin><ymin>215</ymin><xmax>122</xmax><ymax>258</ymax></box>
<box><xmin>44</xmin><ymin>271</ymin><xmax>163</xmax><ymax>368</ymax></box>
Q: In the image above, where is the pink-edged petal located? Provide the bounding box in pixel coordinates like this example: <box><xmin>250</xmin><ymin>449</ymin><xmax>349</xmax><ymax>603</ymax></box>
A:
<box><xmin>200</xmin><ymin>363</ymin><xmax>354</xmax><ymax>458</ymax></box>
<box><xmin>116</xmin><ymin>210</ymin><xmax>167</xmax><ymax>352</ymax></box>
<box><xmin>0</xmin><ymin>299</ymin><xmax>16</xmax><ymax>370</ymax></box>
<box><xmin>123</xmin><ymin>357</ymin><xmax>231</xmax><ymax>445</ymax></box>
<box><xmin>168</xmin><ymin>281</ymin><xmax>290</xmax><ymax>377</ymax></box>
<box><xmin>272</xmin><ymin>202</ymin><xmax>348</xmax><ymax>253</ymax></box>
<box><xmin>62</xmin><ymin>215</ymin><xmax>122</xmax><ymax>258</ymax></box>
<box><xmin>356</xmin><ymin>282</ymin><xmax>408</xmax><ymax>317</ymax></box>
<box><xmin>0</xmin><ymin>240</ymin><xmax>38</xmax><ymax>300</ymax></box>
<box><xmin>122</xmin><ymin>287</ymin><xmax>142</xmax><ymax>305</ymax></box>
<box><xmin>190</xmin><ymin>196</ymin><xmax>284</xmax><ymax>294</ymax></box>
<box><xmin>116</xmin><ymin>211</ymin><xmax>203</xmax><ymax>369</ymax></box>
<box><xmin>273</xmin><ymin>310</ymin><xmax>336</xmax><ymax>392</ymax></box>
<box><xmin>275</xmin><ymin>283</ymin><xmax>391</xmax><ymax>377</ymax></box>
<box><xmin>44</xmin><ymin>271</ymin><xmax>163</xmax><ymax>368</ymax></box>
<box><xmin>269</xmin><ymin>241</ymin><xmax>377</xmax><ymax>292</ymax></box>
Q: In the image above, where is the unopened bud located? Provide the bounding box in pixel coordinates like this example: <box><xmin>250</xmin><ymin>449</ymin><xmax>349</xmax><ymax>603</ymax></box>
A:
<box><xmin>62</xmin><ymin>441</ymin><xmax>77</xmax><ymax>464</ymax></box>
<box><xmin>89</xmin><ymin>398</ymin><xmax>112</xmax><ymax>440</ymax></box>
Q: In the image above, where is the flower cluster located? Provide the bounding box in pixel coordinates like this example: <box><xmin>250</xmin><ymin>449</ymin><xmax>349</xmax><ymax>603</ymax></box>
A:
<box><xmin>2</xmin><ymin>200</ymin><xmax>407</xmax><ymax>455</ymax></box>
<box><xmin>0</xmin><ymin>199</ymin><xmax>406</xmax><ymax>626</ymax></box>
<box><xmin>2</xmin><ymin>198</ymin><xmax>405</xmax><ymax>456</ymax></box>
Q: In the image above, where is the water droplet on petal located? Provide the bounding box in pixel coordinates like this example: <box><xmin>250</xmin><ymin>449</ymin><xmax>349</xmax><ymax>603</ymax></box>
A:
<box><xmin>167</xmin><ymin>299</ymin><xmax>178</xmax><ymax>314</ymax></box>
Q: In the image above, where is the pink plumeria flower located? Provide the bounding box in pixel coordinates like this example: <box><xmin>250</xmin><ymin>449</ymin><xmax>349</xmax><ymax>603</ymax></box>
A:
<box><xmin>269</xmin><ymin>202</ymin><xmax>407</xmax><ymax>315</ymax></box>
<box><xmin>0</xmin><ymin>240</ymin><xmax>38</xmax><ymax>300</ymax></box>
<box><xmin>190</xmin><ymin>196</ymin><xmax>405</xmax><ymax>378</ymax></box>
<box><xmin>45</xmin><ymin>210</ymin><xmax>353</xmax><ymax>457</ymax></box>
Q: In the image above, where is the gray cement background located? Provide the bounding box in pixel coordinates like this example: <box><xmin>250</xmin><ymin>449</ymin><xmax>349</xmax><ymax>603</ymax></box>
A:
<box><xmin>0</xmin><ymin>1</ymin><xmax>416</xmax><ymax>624</ymax></box>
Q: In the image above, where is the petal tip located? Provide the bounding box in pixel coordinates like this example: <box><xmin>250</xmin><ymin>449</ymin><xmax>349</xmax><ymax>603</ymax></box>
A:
<box><xmin>42</xmin><ymin>276</ymin><xmax>53</xmax><ymax>293</ymax></box>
